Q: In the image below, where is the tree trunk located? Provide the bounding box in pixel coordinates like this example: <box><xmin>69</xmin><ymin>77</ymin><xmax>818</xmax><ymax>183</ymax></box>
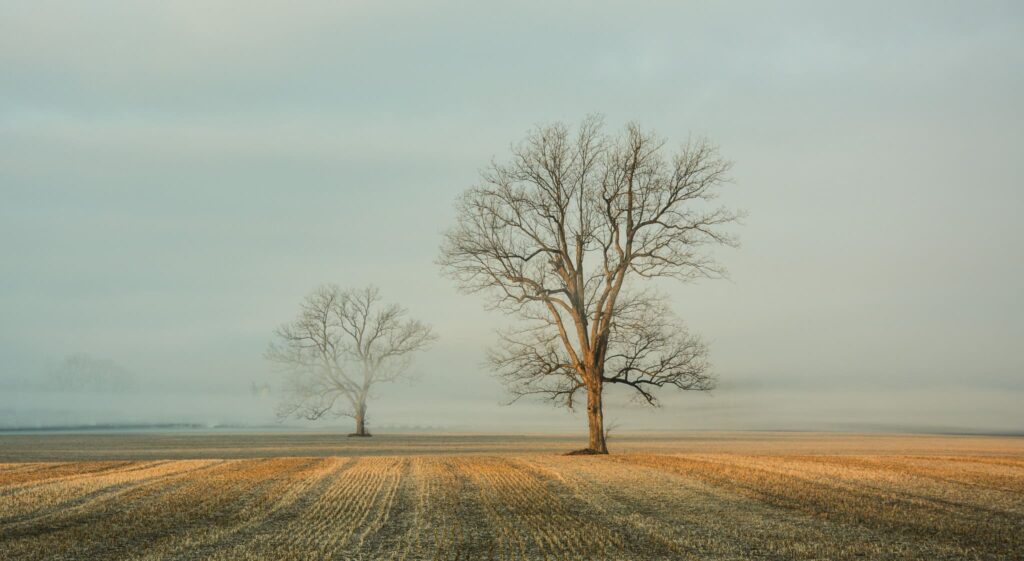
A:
<box><xmin>585</xmin><ymin>378</ymin><xmax>608</xmax><ymax>453</ymax></box>
<box><xmin>350</xmin><ymin>400</ymin><xmax>371</xmax><ymax>437</ymax></box>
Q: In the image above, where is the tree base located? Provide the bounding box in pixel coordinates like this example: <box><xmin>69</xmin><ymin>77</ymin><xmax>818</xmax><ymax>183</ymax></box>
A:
<box><xmin>347</xmin><ymin>433</ymin><xmax>373</xmax><ymax>437</ymax></box>
<box><xmin>565</xmin><ymin>448</ymin><xmax>608</xmax><ymax>456</ymax></box>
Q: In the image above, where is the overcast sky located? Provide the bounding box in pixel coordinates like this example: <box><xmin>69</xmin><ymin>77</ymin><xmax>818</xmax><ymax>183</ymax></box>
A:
<box><xmin>2</xmin><ymin>1</ymin><xmax>1022</xmax><ymax>432</ymax></box>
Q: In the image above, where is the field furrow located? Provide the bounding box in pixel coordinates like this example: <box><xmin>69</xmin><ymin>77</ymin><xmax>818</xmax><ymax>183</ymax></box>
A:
<box><xmin>0</xmin><ymin>459</ymin><xmax>305</xmax><ymax>560</ymax></box>
<box><xmin>127</xmin><ymin>457</ymin><xmax>338</xmax><ymax>561</ymax></box>
<box><xmin>527</xmin><ymin>454</ymin><xmax>908</xmax><ymax>560</ymax></box>
<box><xmin>459</xmin><ymin>456</ymin><xmax>623</xmax><ymax>560</ymax></box>
<box><xmin>1</xmin><ymin>433</ymin><xmax>1021</xmax><ymax>561</ymax></box>
<box><xmin>208</xmin><ymin>456</ymin><xmax>407</xmax><ymax>561</ymax></box>
<box><xmin>616</xmin><ymin>453</ymin><xmax>1023</xmax><ymax>559</ymax></box>
<box><xmin>0</xmin><ymin>460</ymin><xmax>221</xmax><ymax>526</ymax></box>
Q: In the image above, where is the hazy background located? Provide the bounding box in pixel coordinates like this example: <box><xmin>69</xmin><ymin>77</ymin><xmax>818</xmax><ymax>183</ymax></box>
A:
<box><xmin>2</xmin><ymin>1</ymin><xmax>1022</xmax><ymax>433</ymax></box>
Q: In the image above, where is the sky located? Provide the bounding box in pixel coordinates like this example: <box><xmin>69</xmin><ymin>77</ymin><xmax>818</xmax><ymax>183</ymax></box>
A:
<box><xmin>1</xmin><ymin>1</ymin><xmax>1022</xmax><ymax>433</ymax></box>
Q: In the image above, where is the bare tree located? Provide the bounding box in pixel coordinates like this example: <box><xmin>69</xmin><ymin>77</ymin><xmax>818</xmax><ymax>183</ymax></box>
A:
<box><xmin>265</xmin><ymin>285</ymin><xmax>436</xmax><ymax>436</ymax></box>
<box><xmin>46</xmin><ymin>353</ymin><xmax>137</xmax><ymax>393</ymax></box>
<box><xmin>439</xmin><ymin>116</ymin><xmax>740</xmax><ymax>453</ymax></box>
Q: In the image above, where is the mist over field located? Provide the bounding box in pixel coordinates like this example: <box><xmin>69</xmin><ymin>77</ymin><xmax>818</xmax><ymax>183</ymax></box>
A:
<box><xmin>2</xmin><ymin>0</ymin><xmax>1022</xmax><ymax>434</ymax></box>
<box><xmin>2</xmin><ymin>377</ymin><xmax>1021</xmax><ymax>435</ymax></box>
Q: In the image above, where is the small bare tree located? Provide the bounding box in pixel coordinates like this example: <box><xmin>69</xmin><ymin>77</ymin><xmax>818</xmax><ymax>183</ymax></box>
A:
<box><xmin>439</xmin><ymin>116</ymin><xmax>739</xmax><ymax>453</ymax></box>
<box><xmin>266</xmin><ymin>285</ymin><xmax>436</xmax><ymax>436</ymax></box>
<box><xmin>47</xmin><ymin>353</ymin><xmax>137</xmax><ymax>392</ymax></box>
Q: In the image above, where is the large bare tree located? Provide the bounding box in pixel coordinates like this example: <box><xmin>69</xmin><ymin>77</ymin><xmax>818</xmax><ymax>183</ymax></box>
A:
<box><xmin>439</xmin><ymin>116</ymin><xmax>740</xmax><ymax>453</ymax></box>
<box><xmin>266</xmin><ymin>285</ymin><xmax>436</xmax><ymax>436</ymax></box>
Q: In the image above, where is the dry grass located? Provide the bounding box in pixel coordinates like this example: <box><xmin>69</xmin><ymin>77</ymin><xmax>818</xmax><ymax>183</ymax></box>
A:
<box><xmin>0</xmin><ymin>433</ymin><xmax>1021</xmax><ymax>560</ymax></box>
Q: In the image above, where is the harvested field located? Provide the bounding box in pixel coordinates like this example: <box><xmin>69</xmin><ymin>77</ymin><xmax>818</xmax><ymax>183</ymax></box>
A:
<box><xmin>0</xmin><ymin>433</ymin><xmax>1021</xmax><ymax>560</ymax></box>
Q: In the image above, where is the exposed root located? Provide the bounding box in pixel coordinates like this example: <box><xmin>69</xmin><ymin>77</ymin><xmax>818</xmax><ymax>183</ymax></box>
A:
<box><xmin>564</xmin><ymin>448</ymin><xmax>608</xmax><ymax>456</ymax></box>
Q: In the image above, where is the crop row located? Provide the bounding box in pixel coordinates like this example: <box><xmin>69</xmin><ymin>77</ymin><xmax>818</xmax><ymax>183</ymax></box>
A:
<box><xmin>1</xmin><ymin>452</ymin><xmax>1021</xmax><ymax>561</ymax></box>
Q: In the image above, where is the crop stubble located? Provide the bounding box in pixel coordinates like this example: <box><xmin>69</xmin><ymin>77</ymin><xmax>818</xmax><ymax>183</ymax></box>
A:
<box><xmin>1</xmin><ymin>438</ymin><xmax>1021</xmax><ymax>560</ymax></box>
